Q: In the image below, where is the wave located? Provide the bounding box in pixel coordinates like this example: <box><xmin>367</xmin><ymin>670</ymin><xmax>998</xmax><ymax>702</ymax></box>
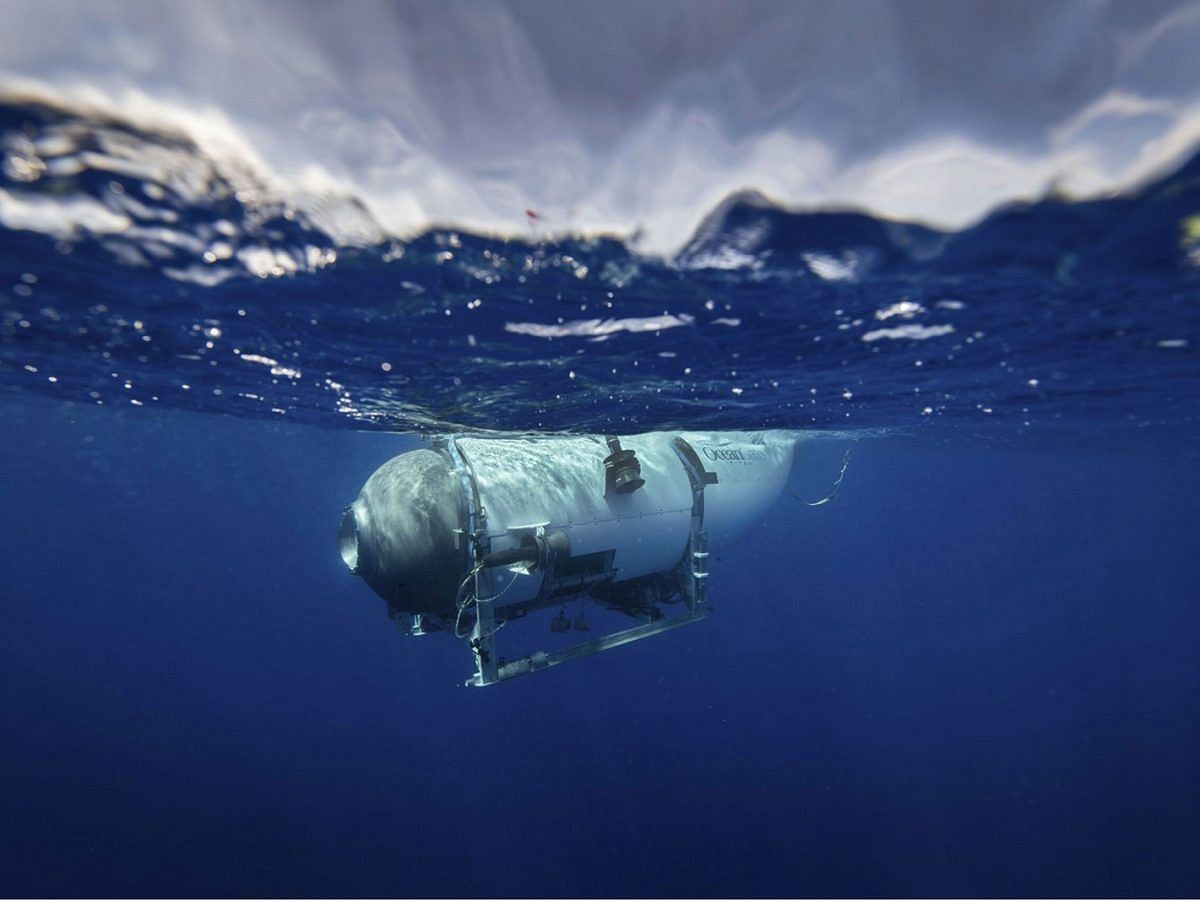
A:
<box><xmin>3</xmin><ymin>94</ymin><xmax>1200</xmax><ymax>285</ymax></box>
<box><xmin>1</xmin><ymin>95</ymin><xmax>1198</xmax><ymax>437</ymax></box>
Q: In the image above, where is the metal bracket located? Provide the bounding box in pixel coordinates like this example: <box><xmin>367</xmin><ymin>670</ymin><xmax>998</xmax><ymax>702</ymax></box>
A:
<box><xmin>672</xmin><ymin>437</ymin><xmax>714</xmax><ymax>613</ymax></box>
<box><xmin>447</xmin><ymin>436</ymin><xmax>500</xmax><ymax>685</ymax></box>
<box><xmin>686</xmin><ymin>529</ymin><xmax>709</xmax><ymax>613</ymax></box>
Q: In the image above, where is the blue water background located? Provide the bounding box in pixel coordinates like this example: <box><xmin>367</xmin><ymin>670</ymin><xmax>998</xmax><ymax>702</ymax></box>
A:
<box><xmin>1</xmin><ymin>399</ymin><xmax>1197</xmax><ymax>897</ymax></box>
<box><xmin>1</xmin><ymin>97</ymin><xmax>1199</xmax><ymax>896</ymax></box>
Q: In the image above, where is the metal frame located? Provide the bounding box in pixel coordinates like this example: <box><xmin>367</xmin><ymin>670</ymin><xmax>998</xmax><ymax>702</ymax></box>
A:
<box><xmin>674</xmin><ymin>437</ymin><xmax>717</xmax><ymax>613</ymax></box>
<box><xmin>470</xmin><ymin>608</ymin><xmax>712</xmax><ymax>685</ymax></box>
<box><xmin>452</xmin><ymin>435</ymin><xmax>719</xmax><ymax>687</ymax></box>
<box><xmin>446</xmin><ymin>436</ymin><xmax>501</xmax><ymax>685</ymax></box>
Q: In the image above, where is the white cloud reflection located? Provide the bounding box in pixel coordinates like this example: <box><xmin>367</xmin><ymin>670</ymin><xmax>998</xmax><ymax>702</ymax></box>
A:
<box><xmin>505</xmin><ymin>313</ymin><xmax>694</xmax><ymax>339</ymax></box>
<box><xmin>862</xmin><ymin>324</ymin><xmax>956</xmax><ymax>342</ymax></box>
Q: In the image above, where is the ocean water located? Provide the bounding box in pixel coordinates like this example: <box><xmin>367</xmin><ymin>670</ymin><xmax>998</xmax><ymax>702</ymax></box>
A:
<box><xmin>2</xmin><ymin>96</ymin><xmax>1199</xmax><ymax>897</ymax></box>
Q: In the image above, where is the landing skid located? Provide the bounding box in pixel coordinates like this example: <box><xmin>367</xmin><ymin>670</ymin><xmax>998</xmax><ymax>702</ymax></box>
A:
<box><xmin>466</xmin><ymin>607</ymin><xmax>710</xmax><ymax>686</ymax></box>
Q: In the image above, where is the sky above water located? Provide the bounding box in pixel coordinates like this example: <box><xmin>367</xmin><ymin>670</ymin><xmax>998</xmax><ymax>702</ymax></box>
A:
<box><xmin>4</xmin><ymin>0</ymin><xmax>1200</xmax><ymax>252</ymax></box>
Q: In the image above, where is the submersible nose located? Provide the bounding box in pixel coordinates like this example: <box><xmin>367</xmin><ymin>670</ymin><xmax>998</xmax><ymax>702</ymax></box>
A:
<box><xmin>337</xmin><ymin>448</ymin><xmax>469</xmax><ymax>614</ymax></box>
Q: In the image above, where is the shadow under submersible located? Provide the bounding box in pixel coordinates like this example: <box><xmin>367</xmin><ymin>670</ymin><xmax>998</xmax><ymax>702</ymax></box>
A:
<box><xmin>339</xmin><ymin>431</ymin><xmax>798</xmax><ymax>685</ymax></box>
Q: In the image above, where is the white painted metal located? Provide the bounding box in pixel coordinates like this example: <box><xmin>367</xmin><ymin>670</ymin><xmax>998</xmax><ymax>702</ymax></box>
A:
<box><xmin>674</xmin><ymin>431</ymin><xmax>798</xmax><ymax>549</ymax></box>
<box><xmin>455</xmin><ymin>430</ymin><xmax>797</xmax><ymax>606</ymax></box>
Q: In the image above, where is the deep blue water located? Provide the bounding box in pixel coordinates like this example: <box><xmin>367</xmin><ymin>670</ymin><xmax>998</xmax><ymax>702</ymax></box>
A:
<box><xmin>2</xmin><ymin>98</ymin><xmax>1199</xmax><ymax>897</ymax></box>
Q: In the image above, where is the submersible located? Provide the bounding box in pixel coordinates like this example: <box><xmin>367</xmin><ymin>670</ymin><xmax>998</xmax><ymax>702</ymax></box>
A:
<box><xmin>339</xmin><ymin>431</ymin><xmax>798</xmax><ymax>685</ymax></box>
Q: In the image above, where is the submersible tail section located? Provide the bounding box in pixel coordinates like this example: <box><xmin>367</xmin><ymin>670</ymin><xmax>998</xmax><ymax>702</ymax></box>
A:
<box><xmin>339</xmin><ymin>431</ymin><xmax>798</xmax><ymax>685</ymax></box>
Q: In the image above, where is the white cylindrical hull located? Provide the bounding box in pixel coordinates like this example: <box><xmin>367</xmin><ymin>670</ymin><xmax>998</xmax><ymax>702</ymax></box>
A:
<box><xmin>456</xmin><ymin>430</ymin><xmax>797</xmax><ymax>606</ymax></box>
